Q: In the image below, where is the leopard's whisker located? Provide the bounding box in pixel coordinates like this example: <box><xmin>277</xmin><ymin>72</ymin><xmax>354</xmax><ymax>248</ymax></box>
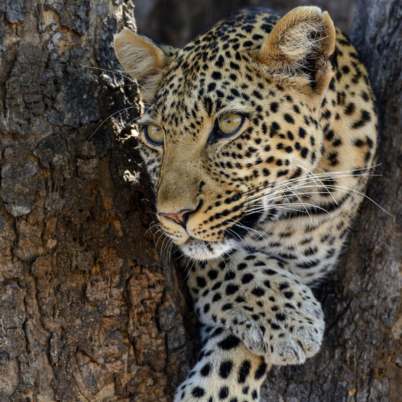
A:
<box><xmin>88</xmin><ymin>105</ymin><xmax>137</xmax><ymax>140</ymax></box>
<box><xmin>236</xmin><ymin>165</ymin><xmax>379</xmax><ymax>201</ymax></box>
<box><xmin>226</xmin><ymin>219</ymin><xmax>267</xmax><ymax>240</ymax></box>
<box><xmin>80</xmin><ymin>64</ymin><xmax>138</xmax><ymax>84</ymax></box>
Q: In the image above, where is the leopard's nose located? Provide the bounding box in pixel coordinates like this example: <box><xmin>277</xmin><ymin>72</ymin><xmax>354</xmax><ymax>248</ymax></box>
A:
<box><xmin>158</xmin><ymin>209</ymin><xmax>193</xmax><ymax>227</ymax></box>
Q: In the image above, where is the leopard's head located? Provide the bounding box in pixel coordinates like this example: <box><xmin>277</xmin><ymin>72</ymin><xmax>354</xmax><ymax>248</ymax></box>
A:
<box><xmin>114</xmin><ymin>7</ymin><xmax>336</xmax><ymax>260</ymax></box>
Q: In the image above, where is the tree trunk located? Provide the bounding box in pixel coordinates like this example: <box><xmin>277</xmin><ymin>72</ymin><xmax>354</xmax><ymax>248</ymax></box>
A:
<box><xmin>0</xmin><ymin>1</ymin><xmax>189</xmax><ymax>401</ymax></box>
<box><xmin>0</xmin><ymin>1</ymin><xmax>401</xmax><ymax>402</ymax></box>
<box><xmin>261</xmin><ymin>1</ymin><xmax>402</xmax><ymax>400</ymax></box>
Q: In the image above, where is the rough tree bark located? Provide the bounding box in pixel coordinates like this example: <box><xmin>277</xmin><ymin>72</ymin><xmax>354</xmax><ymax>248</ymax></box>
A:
<box><xmin>0</xmin><ymin>1</ymin><xmax>401</xmax><ymax>402</ymax></box>
<box><xmin>261</xmin><ymin>1</ymin><xmax>402</xmax><ymax>400</ymax></box>
<box><xmin>0</xmin><ymin>1</ymin><xmax>189</xmax><ymax>401</ymax></box>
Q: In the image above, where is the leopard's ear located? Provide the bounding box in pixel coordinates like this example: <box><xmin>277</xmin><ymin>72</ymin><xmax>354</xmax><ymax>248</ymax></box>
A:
<box><xmin>257</xmin><ymin>6</ymin><xmax>336</xmax><ymax>96</ymax></box>
<box><xmin>114</xmin><ymin>29</ymin><xmax>171</xmax><ymax>103</ymax></box>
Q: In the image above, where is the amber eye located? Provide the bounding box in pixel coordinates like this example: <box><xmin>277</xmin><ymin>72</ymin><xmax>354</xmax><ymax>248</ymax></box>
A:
<box><xmin>217</xmin><ymin>113</ymin><xmax>245</xmax><ymax>136</ymax></box>
<box><xmin>142</xmin><ymin>124</ymin><xmax>164</xmax><ymax>147</ymax></box>
<box><xmin>208</xmin><ymin>112</ymin><xmax>246</xmax><ymax>144</ymax></box>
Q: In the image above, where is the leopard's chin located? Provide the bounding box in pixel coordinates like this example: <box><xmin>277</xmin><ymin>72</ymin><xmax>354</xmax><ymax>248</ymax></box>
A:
<box><xmin>179</xmin><ymin>238</ymin><xmax>237</xmax><ymax>261</ymax></box>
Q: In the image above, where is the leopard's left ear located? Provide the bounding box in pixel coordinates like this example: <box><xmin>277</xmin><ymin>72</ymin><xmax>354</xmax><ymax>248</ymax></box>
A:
<box><xmin>114</xmin><ymin>29</ymin><xmax>174</xmax><ymax>103</ymax></box>
<box><xmin>257</xmin><ymin>6</ymin><xmax>336</xmax><ymax>96</ymax></box>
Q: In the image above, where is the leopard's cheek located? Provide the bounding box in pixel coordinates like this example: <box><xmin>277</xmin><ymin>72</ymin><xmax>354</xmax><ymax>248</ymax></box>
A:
<box><xmin>185</xmin><ymin>211</ymin><xmax>224</xmax><ymax>242</ymax></box>
<box><xmin>186</xmin><ymin>201</ymin><xmax>243</xmax><ymax>243</ymax></box>
<box><xmin>138</xmin><ymin>146</ymin><xmax>162</xmax><ymax>188</ymax></box>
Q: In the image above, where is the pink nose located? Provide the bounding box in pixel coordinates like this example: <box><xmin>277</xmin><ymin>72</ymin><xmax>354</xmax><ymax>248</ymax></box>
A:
<box><xmin>158</xmin><ymin>209</ymin><xmax>192</xmax><ymax>227</ymax></box>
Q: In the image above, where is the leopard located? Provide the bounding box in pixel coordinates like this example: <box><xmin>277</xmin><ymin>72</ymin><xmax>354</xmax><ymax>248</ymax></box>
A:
<box><xmin>114</xmin><ymin>6</ymin><xmax>377</xmax><ymax>401</ymax></box>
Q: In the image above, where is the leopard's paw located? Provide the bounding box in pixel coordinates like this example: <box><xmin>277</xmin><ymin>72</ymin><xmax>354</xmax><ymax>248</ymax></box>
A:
<box><xmin>225</xmin><ymin>287</ymin><xmax>324</xmax><ymax>366</ymax></box>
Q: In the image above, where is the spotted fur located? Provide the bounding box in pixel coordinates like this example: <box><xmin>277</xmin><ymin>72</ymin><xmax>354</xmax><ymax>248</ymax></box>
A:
<box><xmin>114</xmin><ymin>6</ymin><xmax>377</xmax><ymax>401</ymax></box>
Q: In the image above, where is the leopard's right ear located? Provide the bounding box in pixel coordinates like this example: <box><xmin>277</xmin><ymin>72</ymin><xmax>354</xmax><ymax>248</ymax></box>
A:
<box><xmin>114</xmin><ymin>29</ymin><xmax>173</xmax><ymax>103</ymax></box>
<box><xmin>257</xmin><ymin>6</ymin><xmax>336</xmax><ymax>96</ymax></box>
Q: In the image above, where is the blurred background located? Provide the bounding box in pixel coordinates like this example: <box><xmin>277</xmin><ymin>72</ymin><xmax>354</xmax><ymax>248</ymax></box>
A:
<box><xmin>135</xmin><ymin>0</ymin><xmax>355</xmax><ymax>47</ymax></box>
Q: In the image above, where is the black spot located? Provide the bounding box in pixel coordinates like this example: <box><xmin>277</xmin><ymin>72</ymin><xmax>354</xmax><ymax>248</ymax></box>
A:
<box><xmin>231</xmin><ymin>88</ymin><xmax>240</xmax><ymax>97</ymax></box>
<box><xmin>235</xmin><ymin>296</ymin><xmax>245</xmax><ymax>303</ymax></box>
<box><xmin>270</xmin><ymin>122</ymin><xmax>280</xmax><ymax>135</ymax></box>
<box><xmin>251</xmin><ymin>287</ymin><xmax>265</xmax><ymax>297</ymax></box>
<box><xmin>212</xmin><ymin>293</ymin><xmax>222</xmax><ymax>302</ymax></box>
<box><xmin>200</xmin><ymin>363</ymin><xmax>211</xmax><ymax>376</ymax></box>
<box><xmin>226</xmin><ymin>284</ymin><xmax>239</xmax><ymax>295</ymax></box>
<box><xmin>219</xmin><ymin>386</ymin><xmax>229</xmax><ymax>399</ymax></box>
<box><xmin>219</xmin><ymin>360</ymin><xmax>233</xmax><ymax>379</ymax></box>
<box><xmin>241</xmin><ymin>273</ymin><xmax>254</xmax><ymax>284</ymax></box>
<box><xmin>216</xmin><ymin>55</ymin><xmax>225</xmax><ymax>68</ymax></box>
<box><xmin>204</xmin><ymin>97</ymin><xmax>213</xmax><ymax>116</ymax></box>
<box><xmin>284</xmin><ymin>113</ymin><xmax>295</xmax><ymax>124</ymax></box>
<box><xmin>344</xmin><ymin>102</ymin><xmax>355</xmax><ymax>115</ymax></box>
<box><xmin>352</xmin><ymin>110</ymin><xmax>371</xmax><ymax>129</ymax></box>
<box><xmin>325</xmin><ymin>129</ymin><xmax>335</xmax><ymax>141</ymax></box>
<box><xmin>354</xmin><ymin>138</ymin><xmax>365</xmax><ymax>147</ymax></box>
<box><xmin>252</xmin><ymin>90</ymin><xmax>263</xmax><ymax>100</ymax></box>
<box><xmin>192</xmin><ymin>386</ymin><xmax>205</xmax><ymax>397</ymax></box>
<box><xmin>300</xmin><ymin>147</ymin><xmax>309</xmax><ymax>158</ymax></box>
<box><xmin>255</xmin><ymin>361</ymin><xmax>267</xmax><ymax>380</ymax></box>
<box><xmin>271</xmin><ymin>322</ymin><xmax>280</xmax><ymax>330</ymax></box>
<box><xmin>238</xmin><ymin>360</ymin><xmax>251</xmax><ymax>383</ymax></box>
<box><xmin>196</xmin><ymin>276</ymin><xmax>207</xmax><ymax>288</ymax></box>
<box><xmin>284</xmin><ymin>291</ymin><xmax>294</xmax><ymax>299</ymax></box>
<box><xmin>230</xmin><ymin>61</ymin><xmax>240</xmax><ymax>71</ymax></box>
<box><xmin>225</xmin><ymin>271</ymin><xmax>236</xmax><ymax>281</ymax></box>
<box><xmin>270</xmin><ymin>102</ymin><xmax>279</xmax><ymax>112</ymax></box>
<box><xmin>219</xmin><ymin>335</ymin><xmax>240</xmax><ymax>350</ymax></box>
<box><xmin>212</xmin><ymin>71</ymin><xmax>222</xmax><ymax>80</ymax></box>
<box><xmin>361</xmin><ymin>91</ymin><xmax>370</xmax><ymax>101</ymax></box>
<box><xmin>237</xmin><ymin>262</ymin><xmax>247</xmax><ymax>270</ymax></box>
<box><xmin>322</xmin><ymin>110</ymin><xmax>331</xmax><ymax>119</ymax></box>
<box><xmin>275</xmin><ymin>313</ymin><xmax>286</xmax><ymax>321</ymax></box>
<box><xmin>297</xmin><ymin>259</ymin><xmax>320</xmax><ymax>269</ymax></box>
<box><xmin>208</xmin><ymin>269</ymin><xmax>218</xmax><ymax>280</ymax></box>
<box><xmin>208</xmin><ymin>82</ymin><xmax>216</xmax><ymax>92</ymax></box>
<box><xmin>261</xmin><ymin>23</ymin><xmax>272</xmax><ymax>32</ymax></box>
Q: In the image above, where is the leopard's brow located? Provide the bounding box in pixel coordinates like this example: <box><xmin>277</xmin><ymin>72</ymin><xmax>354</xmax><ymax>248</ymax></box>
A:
<box><xmin>136</xmin><ymin>114</ymin><xmax>159</xmax><ymax>125</ymax></box>
<box><xmin>216</xmin><ymin>101</ymin><xmax>254</xmax><ymax>117</ymax></box>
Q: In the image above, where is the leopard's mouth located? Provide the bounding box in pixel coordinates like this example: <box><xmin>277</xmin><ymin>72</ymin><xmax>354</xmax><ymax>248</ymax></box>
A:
<box><xmin>179</xmin><ymin>238</ymin><xmax>237</xmax><ymax>261</ymax></box>
<box><xmin>160</xmin><ymin>202</ymin><xmax>266</xmax><ymax>259</ymax></box>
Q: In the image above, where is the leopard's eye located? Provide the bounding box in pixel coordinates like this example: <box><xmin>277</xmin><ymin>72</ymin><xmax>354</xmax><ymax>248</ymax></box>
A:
<box><xmin>208</xmin><ymin>112</ymin><xmax>247</xmax><ymax>145</ymax></box>
<box><xmin>217</xmin><ymin>113</ymin><xmax>245</xmax><ymax>136</ymax></box>
<box><xmin>142</xmin><ymin>124</ymin><xmax>164</xmax><ymax>147</ymax></box>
